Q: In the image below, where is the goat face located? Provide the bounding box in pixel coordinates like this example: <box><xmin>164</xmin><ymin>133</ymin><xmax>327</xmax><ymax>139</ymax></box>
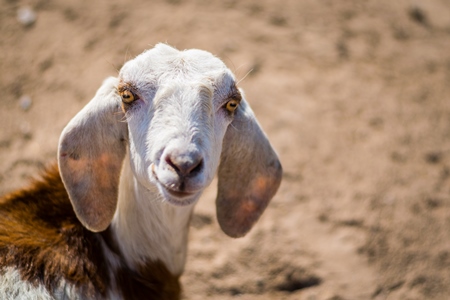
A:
<box><xmin>118</xmin><ymin>45</ymin><xmax>238</xmax><ymax>206</ymax></box>
<box><xmin>58</xmin><ymin>44</ymin><xmax>282</xmax><ymax>238</ymax></box>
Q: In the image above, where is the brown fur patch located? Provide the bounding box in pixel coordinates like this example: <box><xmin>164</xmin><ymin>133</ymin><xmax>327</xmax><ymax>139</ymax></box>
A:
<box><xmin>101</xmin><ymin>228</ymin><xmax>182</xmax><ymax>299</ymax></box>
<box><xmin>0</xmin><ymin>165</ymin><xmax>181</xmax><ymax>299</ymax></box>
<box><xmin>0</xmin><ymin>165</ymin><xmax>109</xmax><ymax>298</ymax></box>
<box><xmin>115</xmin><ymin>260</ymin><xmax>181</xmax><ymax>300</ymax></box>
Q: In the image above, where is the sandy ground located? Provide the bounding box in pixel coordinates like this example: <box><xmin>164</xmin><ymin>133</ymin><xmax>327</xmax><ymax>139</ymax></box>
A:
<box><xmin>1</xmin><ymin>0</ymin><xmax>450</xmax><ymax>299</ymax></box>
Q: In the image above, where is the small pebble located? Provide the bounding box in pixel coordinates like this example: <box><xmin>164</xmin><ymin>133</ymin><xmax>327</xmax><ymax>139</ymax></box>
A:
<box><xmin>20</xmin><ymin>122</ymin><xmax>32</xmax><ymax>139</ymax></box>
<box><xmin>19</xmin><ymin>95</ymin><xmax>32</xmax><ymax>111</ymax></box>
<box><xmin>17</xmin><ymin>7</ymin><xmax>37</xmax><ymax>27</ymax></box>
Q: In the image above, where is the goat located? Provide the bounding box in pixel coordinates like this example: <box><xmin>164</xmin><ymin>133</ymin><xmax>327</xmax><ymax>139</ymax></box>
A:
<box><xmin>0</xmin><ymin>43</ymin><xmax>282</xmax><ymax>299</ymax></box>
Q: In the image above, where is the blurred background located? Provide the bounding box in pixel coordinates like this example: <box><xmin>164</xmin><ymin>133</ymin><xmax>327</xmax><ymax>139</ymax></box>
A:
<box><xmin>1</xmin><ymin>0</ymin><xmax>450</xmax><ymax>299</ymax></box>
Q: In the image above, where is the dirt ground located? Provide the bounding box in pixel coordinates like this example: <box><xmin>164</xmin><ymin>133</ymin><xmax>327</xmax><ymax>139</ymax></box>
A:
<box><xmin>1</xmin><ymin>0</ymin><xmax>450</xmax><ymax>299</ymax></box>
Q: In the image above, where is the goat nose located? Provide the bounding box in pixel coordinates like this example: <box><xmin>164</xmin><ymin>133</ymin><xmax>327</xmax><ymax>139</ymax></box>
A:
<box><xmin>165</xmin><ymin>150</ymin><xmax>203</xmax><ymax>177</ymax></box>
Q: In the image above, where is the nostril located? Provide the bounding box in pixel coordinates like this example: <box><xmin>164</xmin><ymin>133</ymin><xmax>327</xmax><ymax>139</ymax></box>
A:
<box><xmin>190</xmin><ymin>159</ymin><xmax>203</xmax><ymax>175</ymax></box>
<box><xmin>165</xmin><ymin>155</ymin><xmax>180</xmax><ymax>173</ymax></box>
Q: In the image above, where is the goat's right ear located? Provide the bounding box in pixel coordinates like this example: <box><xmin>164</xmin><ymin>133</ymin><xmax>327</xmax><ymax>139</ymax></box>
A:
<box><xmin>58</xmin><ymin>77</ymin><xmax>128</xmax><ymax>232</ymax></box>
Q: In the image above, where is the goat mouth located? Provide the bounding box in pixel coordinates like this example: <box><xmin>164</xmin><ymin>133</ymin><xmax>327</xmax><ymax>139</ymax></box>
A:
<box><xmin>161</xmin><ymin>187</ymin><xmax>200</xmax><ymax>206</ymax></box>
<box><xmin>165</xmin><ymin>187</ymin><xmax>196</xmax><ymax>199</ymax></box>
<box><xmin>151</xmin><ymin>164</ymin><xmax>200</xmax><ymax>204</ymax></box>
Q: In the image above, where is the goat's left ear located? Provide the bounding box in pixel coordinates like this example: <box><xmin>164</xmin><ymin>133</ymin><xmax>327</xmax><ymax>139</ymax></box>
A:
<box><xmin>216</xmin><ymin>95</ymin><xmax>282</xmax><ymax>238</ymax></box>
<box><xmin>58</xmin><ymin>77</ymin><xmax>128</xmax><ymax>232</ymax></box>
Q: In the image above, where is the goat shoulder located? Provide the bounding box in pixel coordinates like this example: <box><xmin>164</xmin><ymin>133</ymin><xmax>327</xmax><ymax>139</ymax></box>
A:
<box><xmin>0</xmin><ymin>165</ymin><xmax>181</xmax><ymax>300</ymax></box>
<box><xmin>0</xmin><ymin>165</ymin><xmax>109</xmax><ymax>298</ymax></box>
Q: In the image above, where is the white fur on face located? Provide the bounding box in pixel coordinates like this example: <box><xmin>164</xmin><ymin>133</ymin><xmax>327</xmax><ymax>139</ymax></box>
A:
<box><xmin>51</xmin><ymin>43</ymin><xmax>280</xmax><ymax>294</ymax></box>
<box><xmin>119</xmin><ymin>44</ymin><xmax>237</xmax><ymax>206</ymax></box>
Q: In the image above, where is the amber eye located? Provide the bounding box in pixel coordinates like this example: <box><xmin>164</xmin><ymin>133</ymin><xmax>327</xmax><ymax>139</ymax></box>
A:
<box><xmin>225</xmin><ymin>99</ymin><xmax>239</xmax><ymax>112</ymax></box>
<box><xmin>121</xmin><ymin>90</ymin><xmax>135</xmax><ymax>104</ymax></box>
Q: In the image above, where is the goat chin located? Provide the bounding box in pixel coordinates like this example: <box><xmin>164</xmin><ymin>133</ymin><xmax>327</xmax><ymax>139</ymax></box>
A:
<box><xmin>160</xmin><ymin>189</ymin><xmax>201</xmax><ymax>206</ymax></box>
<box><xmin>0</xmin><ymin>43</ymin><xmax>282</xmax><ymax>300</ymax></box>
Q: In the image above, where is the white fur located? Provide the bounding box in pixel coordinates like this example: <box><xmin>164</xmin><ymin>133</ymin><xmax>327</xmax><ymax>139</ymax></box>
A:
<box><xmin>112</xmin><ymin>152</ymin><xmax>194</xmax><ymax>275</ymax></box>
<box><xmin>0</xmin><ymin>267</ymin><xmax>53</xmax><ymax>300</ymax></box>
<box><xmin>8</xmin><ymin>43</ymin><xmax>282</xmax><ymax>299</ymax></box>
<box><xmin>121</xmin><ymin>45</ymin><xmax>234</xmax><ymax>207</ymax></box>
<box><xmin>0</xmin><ymin>267</ymin><xmax>85</xmax><ymax>300</ymax></box>
<box><xmin>108</xmin><ymin>45</ymin><xmax>237</xmax><ymax>275</ymax></box>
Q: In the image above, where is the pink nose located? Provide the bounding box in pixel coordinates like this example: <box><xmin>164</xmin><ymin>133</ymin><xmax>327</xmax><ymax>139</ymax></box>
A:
<box><xmin>164</xmin><ymin>149</ymin><xmax>203</xmax><ymax>177</ymax></box>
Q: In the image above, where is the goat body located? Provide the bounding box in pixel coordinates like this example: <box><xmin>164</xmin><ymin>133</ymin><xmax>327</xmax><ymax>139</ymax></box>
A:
<box><xmin>0</xmin><ymin>44</ymin><xmax>282</xmax><ymax>299</ymax></box>
<box><xmin>0</xmin><ymin>166</ymin><xmax>180</xmax><ymax>299</ymax></box>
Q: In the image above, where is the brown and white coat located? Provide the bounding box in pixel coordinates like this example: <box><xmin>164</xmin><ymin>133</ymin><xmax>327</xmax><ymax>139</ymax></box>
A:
<box><xmin>0</xmin><ymin>44</ymin><xmax>282</xmax><ymax>300</ymax></box>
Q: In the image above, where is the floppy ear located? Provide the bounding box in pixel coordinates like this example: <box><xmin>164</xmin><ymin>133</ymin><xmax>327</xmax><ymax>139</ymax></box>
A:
<box><xmin>58</xmin><ymin>77</ymin><xmax>128</xmax><ymax>232</ymax></box>
<box><xmin>216</xmin><ymin>96</ymin><xmax>282</xmax><ymax>238</ymax></box>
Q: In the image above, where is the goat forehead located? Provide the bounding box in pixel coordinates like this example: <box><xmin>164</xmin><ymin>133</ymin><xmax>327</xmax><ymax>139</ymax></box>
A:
<box><xmin>152</xmin><ymin>82</ymin><xmax>213</xmax><ymax>117</ymax></box>
<box><xmin>120</xmin><ymin>45</ymin><xmax>230</xmax><ymax>84</ymax></box>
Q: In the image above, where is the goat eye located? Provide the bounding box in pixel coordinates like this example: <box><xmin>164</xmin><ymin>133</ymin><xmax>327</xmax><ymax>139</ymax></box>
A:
<box><xmin>225</xmin><ymin>99</ymin><xmax>239</xmax><ymax>112</ymax></box>
<box><xmin>121</xmin><ymin>90</ymin><xmax>135</xmax><ymax>104</ymax></box>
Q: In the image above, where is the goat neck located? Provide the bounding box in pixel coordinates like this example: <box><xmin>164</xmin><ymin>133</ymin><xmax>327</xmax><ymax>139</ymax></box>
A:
<box><xmin>111</xmin><ymin>151</ymin><xmax>195</xmax><ymax>276</ymax></box>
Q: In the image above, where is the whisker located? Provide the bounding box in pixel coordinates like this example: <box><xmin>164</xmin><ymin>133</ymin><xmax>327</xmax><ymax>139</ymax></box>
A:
<box><xmin>105</xmin><ymin>58</ymin><xmax>120</xmax><ymax>75</ymax></box>
<box><xmin>234</xmin><ymin>63</ymin><xmax>246</xmax><ymax>75</ymax></box>
<box><xmin>123</xmin><ymin>46</ymin><xmax>132</xmax><ymax>67</ymax></box>
<box><xmin>222</xmin><ymin>54</ymin><xmax>237</xmax><ymax>74</ymax></box>
<box><xmin>229</xmin><ymin>122</ymin><xmax>239</xmax><ymax>132</ymax></box>
<box><xmin>113</xmin><ymin>110</ymin><xmax>128</xmax><ymax>123</ymax></box>
<box><xmin>237</xmin><ymin>68</ymin><xmax>253</xmax><ymax>85</ymax></box>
